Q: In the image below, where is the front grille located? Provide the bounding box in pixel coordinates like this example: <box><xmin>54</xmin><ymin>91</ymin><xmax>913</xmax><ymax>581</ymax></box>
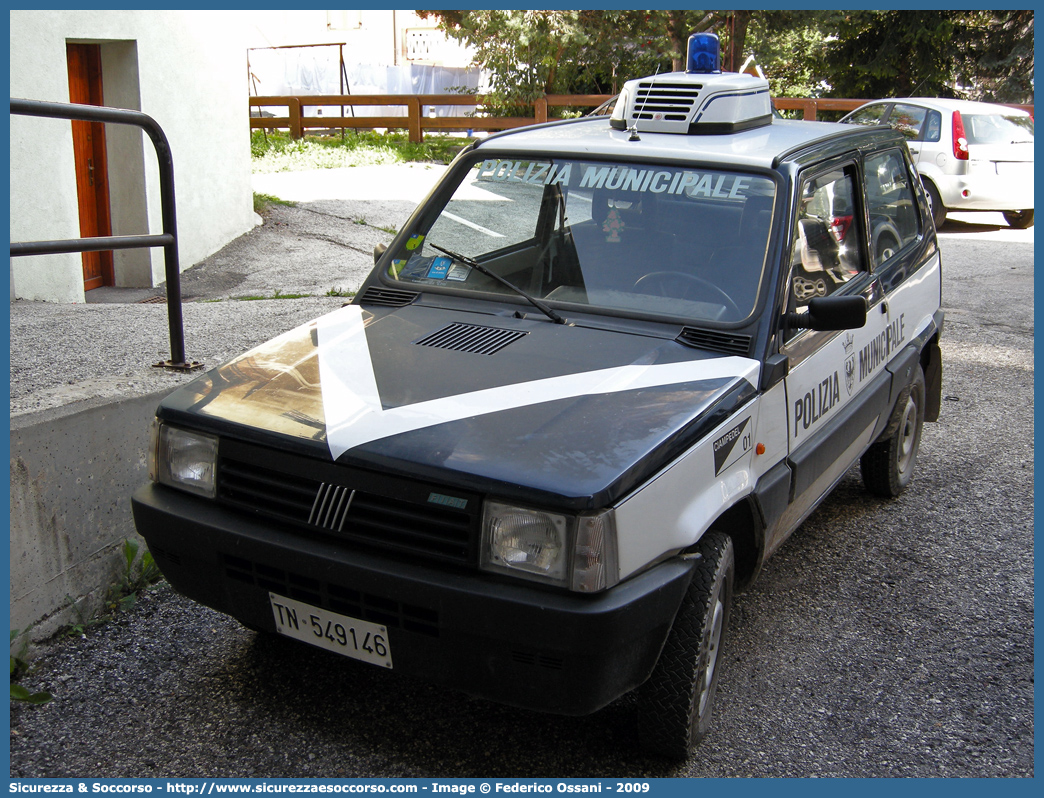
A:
<box><xmin>414</xmin><ymin>322</ymin><xmax>528</xmax><ymax>355</ymax></box>
<box><xmin>677</xmin><ymin>327</ymin><xmax>753</xmax><ymax>357</ymax></box>
<box><xmin>222</xmin><ymin>553</ymin><xmax>440</xmax><ymax>637</ymax></box>
<box><xmin>217</xmin><ymin>443</ymin><xmax>477</xmax><ymax>564</ymax></box>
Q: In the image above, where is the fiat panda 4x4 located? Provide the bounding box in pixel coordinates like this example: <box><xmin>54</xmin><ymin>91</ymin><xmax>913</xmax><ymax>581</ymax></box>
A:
<box><xmin>133</xmin><ymin>35</ymin><xmax>943</xmax><ymax>758</ymax></box>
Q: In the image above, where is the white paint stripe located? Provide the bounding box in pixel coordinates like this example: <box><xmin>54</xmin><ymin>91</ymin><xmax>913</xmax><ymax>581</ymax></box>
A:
<box><xmin>317</xmin><ymin>305</ymin><xmax>383</xmax><ymax>431</ymax></box>
<box><xmin>317</xmin><ymin>305</ymin><xmax>760</xmax><ymax>460</ymax></box>
<box><xmin>442</xmin><ymin>211</ymin><xmax>504</xmax><ymax>237</ymax></box>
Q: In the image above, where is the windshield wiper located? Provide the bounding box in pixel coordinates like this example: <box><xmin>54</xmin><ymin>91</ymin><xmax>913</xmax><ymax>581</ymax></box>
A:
<box><xmin>430</xmin><ymin>243</ymin><xmax>567</xmax><ymax>325</ymax></box>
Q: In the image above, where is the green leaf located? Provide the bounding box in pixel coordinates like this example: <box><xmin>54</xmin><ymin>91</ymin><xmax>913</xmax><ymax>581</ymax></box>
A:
<box><xmin>11</xmin><ymin>684</ymin><xmax>53</xmax><ymax>704</ymax></box>
<box><xmin>140</xmin><ymin>551</ymin><xmax>159</xmax><ymax>581</ymax></box>
<box><xmin>122</xmin><ymin>539</ymin><xmax>139</xmax><ymax>574</ymax></box>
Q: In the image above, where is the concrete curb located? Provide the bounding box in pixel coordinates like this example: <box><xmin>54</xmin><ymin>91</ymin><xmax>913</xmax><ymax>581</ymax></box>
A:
<box><xmin>10</xmin><ymin>390</ymin><xmax>169</xmax><ymax>642</ymax></box>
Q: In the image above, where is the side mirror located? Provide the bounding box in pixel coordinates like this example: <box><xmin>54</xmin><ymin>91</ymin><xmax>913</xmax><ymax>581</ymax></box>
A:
<box><xmin>788</xmin><ymin>295</ymin><xmax>867</xmax><ymax>331</ymax></box>
<box><xmin>373</xmin><ymin>242</ymin><xmax>388</xmax><ymax>265</ymax></box>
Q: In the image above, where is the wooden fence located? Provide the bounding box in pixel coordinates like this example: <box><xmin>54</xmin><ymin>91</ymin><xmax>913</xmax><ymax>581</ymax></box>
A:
<box><xmin>250</xmin><ymin>94</ymin><xmax>612</xmax><ymax>142</ymax></box>
<box><xmin>250</xmin><ymin>94</ymin><xmax>1033</xmax><ymax>142</ymax></box>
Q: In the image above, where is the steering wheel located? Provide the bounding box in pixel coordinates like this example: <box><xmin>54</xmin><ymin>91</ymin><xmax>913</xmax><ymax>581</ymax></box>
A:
<box><xmin>633</xmin><ymin>271</ymin><xmax>742</xmax><ymax>318</ymax></box>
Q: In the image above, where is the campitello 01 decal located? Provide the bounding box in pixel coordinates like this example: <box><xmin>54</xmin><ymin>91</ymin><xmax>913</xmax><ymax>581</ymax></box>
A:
<box><xmin>713</xmin><ymin>416</ymin><xmax>752</xmax><ymax>476</ymax></box>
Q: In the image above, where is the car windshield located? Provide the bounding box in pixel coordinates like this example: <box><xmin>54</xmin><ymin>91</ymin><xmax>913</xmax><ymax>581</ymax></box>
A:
<box><xmin>385</xmin><ymin>155</ymin><xmax>776</xmax><ymax>323</ymax></box>
<box><xmin>964</xmin><ymin>113</ymin><xmax>1034</xmax><ymax>144</ymax></box>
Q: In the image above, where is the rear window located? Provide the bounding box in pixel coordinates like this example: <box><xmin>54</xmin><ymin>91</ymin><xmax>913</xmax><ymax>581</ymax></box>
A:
<box><xmin>963</xmin><ymin>113</ymin><xmax>1034</xmax><ymax>145</ymax></box>
<box><xmin>386</xmin><ymin>155</ymin><xmax>777</xmax><ymax>323</ymax></box>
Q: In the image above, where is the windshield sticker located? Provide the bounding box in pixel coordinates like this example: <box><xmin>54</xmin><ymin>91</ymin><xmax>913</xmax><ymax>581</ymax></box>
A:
<box><xmin>474</xmin><ymin>159</ymin><xmax>754</xmax><ymax>200</ymax></box>
<box><xmin>446</xmin><ymin>264</ymin><xmax>471</xmax><ymax>281</ymax></box>
<box><xmin>426</xmin><ymin>257</ymin><xmax>453</xmax><ymax>280</ymax></box>
<box><xmin>475</xmin><ymin>159</ymin><xmax>571</xmax><ymax>187</ymax></box>
<box><xmin>397</xmin><ymin>255</ymin><xmax>442</xmax><ymax>281</ymax></box>
<box><xmin>317</xmin><ymin>305</ymin><xmax>759</xmax><ymax>459</ymax></box>
<box><xmin>405</xmin><ymin>233</ymin><xmax>425</xmax><ymax>251</ymax></box>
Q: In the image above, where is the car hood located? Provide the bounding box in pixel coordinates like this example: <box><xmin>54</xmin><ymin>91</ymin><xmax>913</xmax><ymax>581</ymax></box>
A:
<box><xmin>162</xmin><ymin>303</ymin><xmax>760</xmax><ymax>508</ymax></box>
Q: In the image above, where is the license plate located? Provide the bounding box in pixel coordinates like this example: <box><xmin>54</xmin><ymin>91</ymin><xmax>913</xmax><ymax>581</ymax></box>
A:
<box><xmin>995</xmin><ymin>161</ymin><xmax>1029</xmax><ymax>178</ymax></box>
<box><xmin>269</xmin><ymin>593</ymin><xmax>393</xmax><ymax>669</ymax></box>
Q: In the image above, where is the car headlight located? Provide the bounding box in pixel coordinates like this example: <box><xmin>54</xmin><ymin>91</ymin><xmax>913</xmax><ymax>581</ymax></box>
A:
<box><xmin>480</xmin><ymin>501</ymin><xmax>619</xmax><ymax>592</ymax></box>
<box><xmin>149</xmin><ymin>420</ymin><xmax>218</xmax><ymax>499</ymax></box>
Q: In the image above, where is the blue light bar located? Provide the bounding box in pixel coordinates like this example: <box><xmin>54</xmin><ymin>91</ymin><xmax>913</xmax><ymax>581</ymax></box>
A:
<box><xmin>686</xmin><ymin>32</ymin><xmax>721</xmax><ymax>74</ymax></box>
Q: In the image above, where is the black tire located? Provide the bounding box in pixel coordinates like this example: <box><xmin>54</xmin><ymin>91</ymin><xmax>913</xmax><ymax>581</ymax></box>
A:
<box><xmin>636</xmin><ymin>532</ymin><xmax>734</xmax><ymax>759</ymax></box>
<box><xmin>861</xmin><ymin>365</ymin><xmax>926</xmax><ymax>497</ymax></box>
<box><xmin>923</xmin><ymin>180</ymin><xmax>946</xmax><ymax>229</ymax></box>
<box><xmin>1003</xmin><ymin>210</ymin><xmax>1034</xmax><ymax>229</ymax></box>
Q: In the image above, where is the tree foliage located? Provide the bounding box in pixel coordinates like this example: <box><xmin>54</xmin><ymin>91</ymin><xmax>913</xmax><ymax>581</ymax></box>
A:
<box><xmin>746</xmin><ymin>11</ymin><xmax>845</xmax><ymax>98</ymax></box>
<box><xmin>821</xmin><ymin>10</ymin><xmax>1034</xmax><ymax>102</ymax></box>
<box><xmin>821</xmin><ymin>11</ymin><xmax>969</xmax><ymax>99</ymax></box>
<box><xmin>959</xmin><ymin>10</ymin><xmax>1034</xmax><ymax>102</ymax></box>
<box><xmin>418</xmin><ymin>10</ymin><xmax>1034</xmax><ymax>108</ymax></box>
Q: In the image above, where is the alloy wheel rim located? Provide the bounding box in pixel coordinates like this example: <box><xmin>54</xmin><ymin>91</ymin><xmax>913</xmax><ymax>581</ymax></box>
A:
<box><xmin>896</xmin><ymin>397</ymin><xmax>918</xmax><ymax>475</ymax></box>
<box><xmin>697</xmin><ymin>595</ymin><xmax>725</xmax><ymax>717</ymax></box>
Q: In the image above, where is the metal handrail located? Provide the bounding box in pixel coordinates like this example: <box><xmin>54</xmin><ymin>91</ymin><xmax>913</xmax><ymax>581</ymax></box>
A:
<box><xmin>10</xmin><ymin>98</ymin><xmax>200</xmax><ymax>371</ymax></box>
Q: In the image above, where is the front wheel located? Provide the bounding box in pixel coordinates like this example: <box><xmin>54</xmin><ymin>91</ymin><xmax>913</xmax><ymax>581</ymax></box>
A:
<box><xmin>1003</xmin><ymin>210</ymin><xmax>1034</xmax><ymax>229</ymax></box>
<box><xmin>636</xmin><ymin>532</ymin><xmax>734</xmax><ymax>759</ymax></box>
<box><xmin>861</xmin><ymin>365</ymin><xmax>926</xmax><ymax>497</ymax></box>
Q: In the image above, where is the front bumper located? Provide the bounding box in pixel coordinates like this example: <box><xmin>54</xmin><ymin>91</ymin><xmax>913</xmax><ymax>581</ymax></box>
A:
<box><xmin>132</xmin><ymin>483</ymin><xmax>694</xmax><ymax>715</ymax></box>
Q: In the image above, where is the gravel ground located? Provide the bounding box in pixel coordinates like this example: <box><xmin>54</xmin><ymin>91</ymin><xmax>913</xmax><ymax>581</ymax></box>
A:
<box><xmin>9</xmin><ymin>197</ymin><xmax>1033</xmax><ymax>778</ymax></box>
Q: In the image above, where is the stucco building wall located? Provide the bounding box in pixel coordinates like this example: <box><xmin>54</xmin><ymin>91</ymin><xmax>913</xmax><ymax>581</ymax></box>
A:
<box><xmin>10</xmin><ymin>10</ymin><xmax>256</xmax><ymax>302</ymax></box>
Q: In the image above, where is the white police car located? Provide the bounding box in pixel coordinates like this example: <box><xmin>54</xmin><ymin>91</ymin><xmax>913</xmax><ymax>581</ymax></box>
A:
<box><xmin>134</xmin><ymin>34</ymin><xmax>943</xmax><ymax>758</ymax></box>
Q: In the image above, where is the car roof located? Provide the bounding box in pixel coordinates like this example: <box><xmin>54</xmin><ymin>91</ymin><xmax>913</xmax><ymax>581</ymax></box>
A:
<box><xmin>477</xmin><ymin>115</ymin><xmax>882</xmax><ymax>170</ymax></box>
<box><xmin>851</xmin><ymin>97</ymin><xmax>1031</xmax><ymax>117</ymax></box>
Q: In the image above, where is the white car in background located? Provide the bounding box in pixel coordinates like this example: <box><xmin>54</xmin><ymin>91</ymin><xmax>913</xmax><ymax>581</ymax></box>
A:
<box><xmin>841</xmin><ymin>98</ymin><xmax>1034</xmax><ymax>229</ymax></box>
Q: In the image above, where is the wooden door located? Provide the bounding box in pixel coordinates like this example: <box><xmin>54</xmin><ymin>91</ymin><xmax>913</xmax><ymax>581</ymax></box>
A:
<box><xmin>67</xmin><ymin>43</ymin><xmax>114</xmax><ymax>290</ymax></box>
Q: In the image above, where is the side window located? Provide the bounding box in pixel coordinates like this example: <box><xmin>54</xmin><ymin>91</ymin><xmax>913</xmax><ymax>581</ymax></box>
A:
<box><xmin>923</xmin><ymin>110</ymin><xmax>942</xmax><ymax>142</ymax></box>
<box><xmin>847</xmin><ymin>105</ymin><xmax>889</xmax><ymax>126</ymax></box>
<box><xmin>789</xmin><ymin>167</ymin><xmax>866</xmax><ymax>311</ymax></box>
<box><xmin>864</xmin><ymin>150</ymin><xmax>922</xmax><ymax>268</ymax></box>
<box><xmin>888</xmin><ymin>104</ymin><xmax>928</xmax><ymax>140</ymax></box>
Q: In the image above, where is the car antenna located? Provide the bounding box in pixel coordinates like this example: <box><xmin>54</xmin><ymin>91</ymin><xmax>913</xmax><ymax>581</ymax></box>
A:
<box><xmin>629</xmin><ymin>63</ymin><xmax>662</xmax><ymax>141</ymax></box>
<box><xmin>906</xmin><ymin>77</ymin><xmax>929</xmax><ymax>97</ymax></box>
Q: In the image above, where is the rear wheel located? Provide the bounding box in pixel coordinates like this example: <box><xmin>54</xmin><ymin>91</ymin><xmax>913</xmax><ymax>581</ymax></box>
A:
<box><xmin>923</xmin><ymin>181</ymin><xmax>947</xmax><ymax>229</ymax></box>
<box><xmin>1003</xmin><ymin>210</ymin><xmax>1034</xmax><ymax>229</ymax></box>
<box><xmin>861</xmin><ymin>365</ymin><xmax>925</xmax><ymax>497</ymax></box>
<box><xmin>636</xmin><ymin>532</ymin><xmax>734</xmax><ymax>759</ymax></box>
